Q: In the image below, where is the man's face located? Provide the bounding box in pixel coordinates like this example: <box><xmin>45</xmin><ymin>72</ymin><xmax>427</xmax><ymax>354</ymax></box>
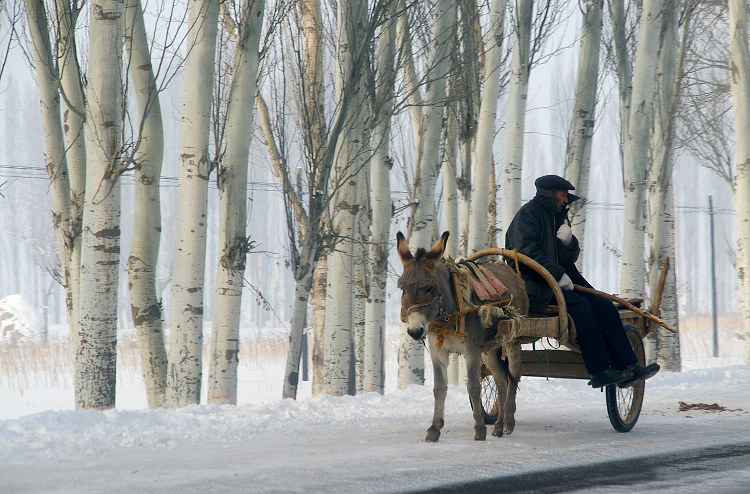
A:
<box><xmin>552</xmin><ymin>189</ymin><xmax>569</xmax><ymax>213</ymax></box>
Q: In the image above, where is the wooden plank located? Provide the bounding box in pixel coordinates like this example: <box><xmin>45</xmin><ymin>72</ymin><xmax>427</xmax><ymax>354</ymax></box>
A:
<box><xmin>520</xmin><ymin>349</ymin><xmax>589</xmax><ymax>379</ymax></box>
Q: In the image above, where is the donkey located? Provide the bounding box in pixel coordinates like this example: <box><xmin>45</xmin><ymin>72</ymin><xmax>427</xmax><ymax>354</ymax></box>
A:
<box><xmin>396</xmin><ymin>231</ymin><xmax>529</xmax><ymax>442</ymax></box>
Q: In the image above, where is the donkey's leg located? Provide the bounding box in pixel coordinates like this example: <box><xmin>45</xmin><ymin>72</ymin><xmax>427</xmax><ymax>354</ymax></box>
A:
<box><xmin>501</xmin><ymin>339</ymin><xmax>522</xmax><ymax>436</ymax></box>
<box><xmin>484</xmin><ymin>348</ymin><xmax>510</xmax><ymax>437</ymax></box>
<box><xmin>465</xmin><ymin>349</ymin><xmax>487</xmax><ymax>441</ymax></box>
<box><xmin>426</xmin><ymin>337</ymin><xmax>449</xmax><ymax>442</ymax></box>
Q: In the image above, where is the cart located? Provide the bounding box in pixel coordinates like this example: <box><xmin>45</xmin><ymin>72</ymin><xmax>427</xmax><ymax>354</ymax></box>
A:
<box><xmin>466</xmin><ymin>248</ymin><xmax>675</xmax><ymax>433</ymax></box>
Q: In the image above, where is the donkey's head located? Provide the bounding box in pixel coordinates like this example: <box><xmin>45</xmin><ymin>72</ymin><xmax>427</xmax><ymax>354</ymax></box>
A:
<box><xmin>396</xmin><ymin>231</ymin><xmax>450</xmax><ymax>341</ymax></box>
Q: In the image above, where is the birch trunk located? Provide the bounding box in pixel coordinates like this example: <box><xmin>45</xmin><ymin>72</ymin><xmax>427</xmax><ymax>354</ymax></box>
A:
<box><xmin>500</xmin><ymin>0</ymin><xmax>533</xmax><ymax>230</ymax></box>
<box><xmin>298</xmin><ymin>0</ymin><xmax>328</xmax><ymax>398</ymax></box>
<box><xmin>324</xmin><ymin>0</ymin><xmax>368</xmax><ymax>396</ymax></box>
<box><xmin>647</xmin><ymin>0</ymin><xmax>683</xmax><ymax>370</ymax></box>
<box><xmin>208</xmin><ymin>0</ymin><xmax>265</xmax><ymax>405</ymax></box>
<box><xmin>76</xmin><ymin>0</ymin><xmax>123</xmax><ymax>409</ymax></box>
<box><xmin>565</xmin><ymin>0</ymin><xmax>602</xmax><ymax>268</ymax></box>
<box><xmin>25</xmin><ymin>0</ymin><xmax>72</xmax><ymax>306</ymax></box>
<box><xmin>166</xmin><ymin>0</ymin><xmax>219</xmax><ymax>407</ymax></box>
<box><xmin>54</xmin><ymin>0</ymin><xmax>86</xmax><ymax>355</ymax></box>
<box><xmin>619</xmin><ymin>0</ymin><xmax>663</xmax><ymax>300</ymax></box>
<box><xmin>399</xmin><ymin>0</ymin><xmax>457</xmax><ymax>389</ymax></box>
<box><xmin>124</xmin><ymin>0</ymin><xmax>168</xmax><ymax>408</ymax></box>
<box><xmin>457</xmin><ymin>0</ymin><xmax>480</xmax><ymax>255</ymax></box>
<box><xmin>609</xmin><ymin>0</ymin><xmax>633</xmax><ymax>162</ymax></box>
<box><xmin>468</xmin><ymin>0</ymin><xmax>506</xmax><ymax>254</ymax></box>
<box><xmin>728</xmin><ymin>0</ymin><xmax>750</xmax><ymax>364</ymax></box>
<box><xmin>443</xmin><ymin>98</ymin><xmax>460</xmax><ymax>259</ymax></box>
<box><xmin>363</xmin><ymin>11</ymin><xmax>397</xmax><ymax>394</ymax></box>
<box><xmin>311</xmin><ymin>258</ymin><xmax>326</xmax><ymax>395</ymax></box>
<box><xmin>396</xmin><ymin>0</ymin><xmax>423</xmax><ymax>150</ymax></box>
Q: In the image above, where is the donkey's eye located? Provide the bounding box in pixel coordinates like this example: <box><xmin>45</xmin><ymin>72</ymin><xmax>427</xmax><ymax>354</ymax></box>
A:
<box><xmin>425</xmin><ymin>287</ymin><xmax>434</xmax><ymax>295</ymax></box>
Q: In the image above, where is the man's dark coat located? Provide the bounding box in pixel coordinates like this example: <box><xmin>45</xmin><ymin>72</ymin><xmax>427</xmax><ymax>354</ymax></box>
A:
<box><xmin>504</xmin><ymin>190</ymin><xmax>591</xmax><ymax>312</ymax></box>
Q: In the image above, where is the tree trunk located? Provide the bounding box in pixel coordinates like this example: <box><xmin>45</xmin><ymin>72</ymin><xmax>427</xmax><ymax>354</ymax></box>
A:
<box><xmin>54</xmin><ymin>0</ymin><xmax>86</xmax><ymax>356</ymax></box>
<box><xmin>647</xmin><ymin>0</ymin><xmax>683</xmax><ymax>370</ymax></box>
<box><xmin>124</xmin><ymin>0</ymin><xmax>168</xmax><ymax>408</ymax></box>
<box><xmin>399</xmin><ymin>0</ymin><xmax>457</xmax><ymax>389</ymax></box>
<box><xmin>500</xmin><ymin>0</ymin><xmax>532</xmax><ymax>230</ymax></box>
<box><xmin>167</xmin><ymin>0</ymin><xmax>219</xmax><ymax>407</ymax></box>
<box><xmin>324</xmin><ymin>0</ymin><xmax>368</xmax><ymax>396</ymax></box>
<box><xmin>363</xmin><ymin>10</ymin><xmax>397</xmax><ymax>394</ymax></box>
<box><xmin>728</xmin><ymin>0</ymin><xmax>750</xmax><ymax>364</ymax></box>
<box><xmin>608</xmin><ymin>0</ymin><xmax>633</xmax><ymax>163</ymax></box>
<box><xmin>565</xmin><ymin>0</ymin><xmax>602</xmax><ymax>269</ymax></box>
<box><xmin>208</xmin><ymin>0</ymin><xmax>265</xmax><ymax>405</ymax></box>
<box><xmin>311</xmin><ymin>258</ymin><xmax>327</xmax><ymax>395</ymax></box>
<box><xmin>76</xmin><ymin>0</ymin><xmax>124</xmax><ymax>409</ymax></box>
<box><xmin>619</xmin><ymin>0</ymin><xmax>664</xmax><ymax>301</ymax></box>
<box><xmin>468</xmin><ymin>0</ymin><xmax>506</xmax><ymax>254</ymax></box>
<box><xmin>24</xmin><ymin>0</ymin><xmax>72</xmax><ymax>317</ymax></box>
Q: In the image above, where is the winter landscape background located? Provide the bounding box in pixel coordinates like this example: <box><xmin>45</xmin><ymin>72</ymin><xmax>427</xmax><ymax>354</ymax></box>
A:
<box><xmin>2</xmin><ymin>1</ymin><xmax>750</xmax><ymax>491</ymax></box>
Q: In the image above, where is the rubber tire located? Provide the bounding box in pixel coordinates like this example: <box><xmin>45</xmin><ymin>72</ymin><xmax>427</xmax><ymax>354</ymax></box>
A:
<box><xmin>605</xmin><ymin>325</ymin><xmax>646</xmax><ymax>433</ymax></box>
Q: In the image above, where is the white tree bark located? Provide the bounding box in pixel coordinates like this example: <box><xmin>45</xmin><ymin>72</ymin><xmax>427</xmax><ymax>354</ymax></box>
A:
<box><xmin>468</xmin><ymin>0</ymin><xmax>507</xmax><ymax>254</ymax></box>
<box><xmin>363</xmin><ymin>10</ymin><xmax>397</xmax><ymax>394</ymax></box>
<box><xmin>565</xmin><ymin>0</ymin><xmax>602</xmax><ymax>268</ymax></box>
<box><xmin>54</xmin><ymin>0</ymin><xmax>87</xmax><ymax>355</ymax></box>
<box><xmin>399</xmin><ymin>0</ymin><xmax>457</xmax><ymax>389</ymax></box>
<box><xmin>166</xmin><ymin>0</ymin><xmax>219</xmax><ymax>407</ymax></box>
<box><xmin>647</xmin><ymin>0</ymin><xmax>683</xmax><ymax>370</ymax></box>
<box><xmin>208</xmin><ymin>0</ymin><xmax>265</xmax><ymax>405</ymax></box>
<box><xmin>324</xmin><ymin>0</ymin><xmax>368</xmax><ymax>396</ymax></box>
<box><xmin>500</xmin><ymin>0</ymin><xmax>533</xmax><ymax>230</ymax></box>
<box><xmin>728</xmin><ymin>0</ymin><xmax>750</xmax><ymax>364</ymax></box>
<box><xmin>619</xmin><ymin>0</ymin><xmax>663</xmax><ymax>300</ymax></box>
<box><xmin>608</xmin><ymin>0</ymin><xmax>633</xmax><ymax>160</ymax></box>
<box><xmin>76</xmin><ymin>0</ymin><xmax>124</xmax><ymax>409</ymax></box>
<box><xmin>396</xmin><ymin>0</ymin><xmax>424</xmax><ymax>151</ymax></box>
<box><xmin>24</xmin><ymin>0</ymin><xmax>71</xmax><ymax>296</ymax></box>
<box><xmin>124</xmin><ymin>0</ymin><xmax>168</xmax><ymax>408</ymax></box>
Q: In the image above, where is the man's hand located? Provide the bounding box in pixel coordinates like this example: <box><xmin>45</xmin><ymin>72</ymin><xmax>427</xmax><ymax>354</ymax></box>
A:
<box><xmin>556</xmin><ymin>224</ymin><xmax>573</xmax><ymax>246</ymax></box>
<box><xmin>558</xmin><ymin>273</ymin><xmax>574</xmax><ymax>291</ymax></box>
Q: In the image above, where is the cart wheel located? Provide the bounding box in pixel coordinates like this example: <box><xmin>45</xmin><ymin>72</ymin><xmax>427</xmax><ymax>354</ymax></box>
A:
<box><xmin>605</xmin><ymin>325</ymin><xmax>646</xmax><ymax>432</ymax></box>
<box><xmin>479</xmin><ymin>363</ymin><xmax>499</xmax><ymax>425</ymax></box>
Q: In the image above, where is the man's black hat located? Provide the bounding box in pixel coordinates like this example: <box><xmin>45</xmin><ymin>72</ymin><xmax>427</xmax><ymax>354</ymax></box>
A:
<box><xmin>535</xmin><ymin>174</ymin><xmax>575</xmax><ymax>190</ymax></box>
<box><xmin>535</xmin><ymin>174</ymin><xmax>580</xmax><ymax>202</ymax></box>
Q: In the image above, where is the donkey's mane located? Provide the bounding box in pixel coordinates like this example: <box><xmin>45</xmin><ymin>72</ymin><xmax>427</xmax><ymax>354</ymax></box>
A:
<box><xmin>414</xmin><ymin>248</ymin><xmax>428</xmax><ymax>261</ymax></box>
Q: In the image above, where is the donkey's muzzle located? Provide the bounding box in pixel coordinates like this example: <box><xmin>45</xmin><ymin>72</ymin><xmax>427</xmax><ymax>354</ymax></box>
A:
<box><xmin>407</xmin><ymin>327</ymin><xmax>425</xmax><ymax>341</ymax></box>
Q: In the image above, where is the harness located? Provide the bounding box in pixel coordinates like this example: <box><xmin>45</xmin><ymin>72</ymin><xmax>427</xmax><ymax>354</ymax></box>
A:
<box><xmin>425</xmin><ymin>258</ymin><xmax>522</xmax><ymax>349</ymax></box>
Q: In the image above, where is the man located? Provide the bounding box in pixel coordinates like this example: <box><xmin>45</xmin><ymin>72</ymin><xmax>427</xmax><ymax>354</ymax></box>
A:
<box><xmin>505</xmin><ymin>174</ymin><xmax>659</xmax><ymax>388</ymax></box>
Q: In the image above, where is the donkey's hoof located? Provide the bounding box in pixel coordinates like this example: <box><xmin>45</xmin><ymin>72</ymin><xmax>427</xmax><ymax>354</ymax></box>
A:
<box><xmin>425</xmin><ymin>426</ymin><xmax>441</xmax><ymax>442</ymax></box>
<box><xmin>492</xmin><ymin>424</ymin><xmax>504</xmax><ymax>437</ymax></box>
<box><xmin>474</xmin><ymin>424</ymin><xmax>487</xmax><ymax>441</ymax></box>
<box><xmin>504</xmin><ymin>422</ymin><xmax>515</xmax><ymax>436</ymax></box>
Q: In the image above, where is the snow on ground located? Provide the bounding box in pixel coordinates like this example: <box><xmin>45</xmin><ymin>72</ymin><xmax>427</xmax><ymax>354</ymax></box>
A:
<box><xmin>1</xmin><ymin>319</ymin><xmax>749</xmax><ymax>492</ymax></box>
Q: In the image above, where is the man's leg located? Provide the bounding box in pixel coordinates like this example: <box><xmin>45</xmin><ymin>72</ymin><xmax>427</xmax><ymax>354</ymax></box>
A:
<box><xmin>563</xmin><ymin>290</ymin><xmax>610</xmax><ymax>375</ymax></box>
<box><xmin>580</xmin><ymin>291</ymin><xmax>637</xmax><ymax>370</ymax></box>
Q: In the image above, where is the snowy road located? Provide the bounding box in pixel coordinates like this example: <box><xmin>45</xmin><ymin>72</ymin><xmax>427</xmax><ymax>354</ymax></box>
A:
<box><xmin>416</xmin><ymin>442</ymin><xmax>750</xmax><ymax>493</ymax></box>
<box><xmin>2</xmin><ymin>367</ymin><xmax>749</xmax><ymax>493</ymax></box>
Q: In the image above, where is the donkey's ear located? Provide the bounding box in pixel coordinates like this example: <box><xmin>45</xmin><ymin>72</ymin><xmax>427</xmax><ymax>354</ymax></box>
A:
<box><xmin>396</xmin><ymin>232</ymin><xmax>413</xmax><ymax>264</ymax></box>
<box><xmin>426</xmin><ymin>231</ymin><xmax>450</xmax><ymax>262</ymax></box>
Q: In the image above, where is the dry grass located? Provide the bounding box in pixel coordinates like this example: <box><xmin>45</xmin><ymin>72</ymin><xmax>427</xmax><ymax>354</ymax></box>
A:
<box><xmin>1</xmin><ymin>329</ymin><xmax>291</xmax><ymax>393</ymax></box>
<box><xmin>1</xmin><ymin>315</ymin><xmax>745</xmax><ymax>394</ymax></box>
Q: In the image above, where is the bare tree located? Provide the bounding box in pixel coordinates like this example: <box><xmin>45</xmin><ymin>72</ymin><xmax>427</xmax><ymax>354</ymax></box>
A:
<box><xmin>124</xmin><ymin>0</ymin><xmax>168</xmax><ymax>408</ymax></box>
<box><xmin>208</xmin><ymin>0</ymin><xmax>266</xmax><ymax>405</ymax></box>
<box><xmin>728</xmin><ymin>0</ymin><xmax>750</xmax><ymax>364</ymax></box>
<box><xmin>166</xmin><ymin>0</ymin><xmax>220</xmax><ymax>407</ymax></box>
<box><xmin>565</xmin><ymin>0</ymin><xmax>603</xmax><ymax>267</ymax></box>
<box><xmin>615</xmin><ymin>0</ymin><xmax>664</xmax><ymax>302</ymax></box>
<box><xmin>75</xmin><ymin>0</ymin><xmax>125</xmax><ymax>409</ymax></box>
